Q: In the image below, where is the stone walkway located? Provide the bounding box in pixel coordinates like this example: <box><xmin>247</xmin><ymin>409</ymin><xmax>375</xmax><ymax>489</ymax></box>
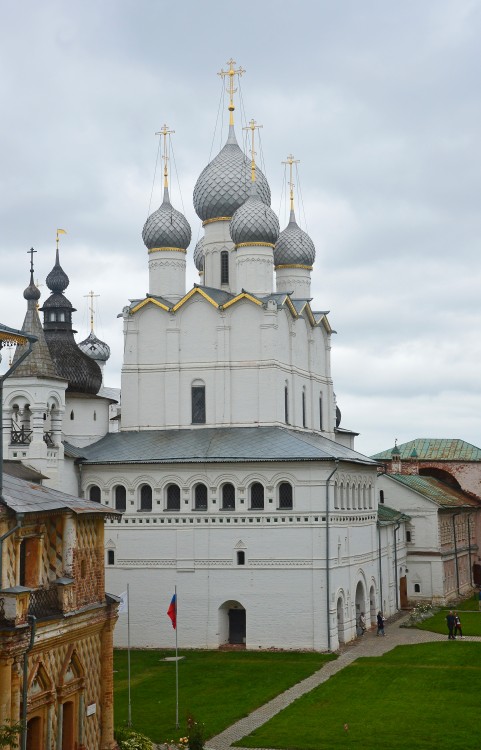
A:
<box><xmin>205</xmin><ymin>616</ymin><xmax>480</xmax><ymax>750</ymax></box>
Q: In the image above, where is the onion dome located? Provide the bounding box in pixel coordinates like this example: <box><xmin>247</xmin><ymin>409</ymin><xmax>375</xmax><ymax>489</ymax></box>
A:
<box><xmin>79</xmin><ymin>330</ymin><xmax>111</xmax><ymax>362</ymax></box>
<box><xmin>274</xmin><ymin>210</ymin><xmax>316</xmax><ymax>267</ymax></box>
<box><xmin>193</xmin><ymin>237</ymin><xmax>204</xmax><ymax>272</ymax></box>
<box><xmin>40</xmin><ymin>249</ymin><xmax>102</xmax><ymax>395</ymax></box>
<box><xmin>23</xmin><ymin>261</ymin><xmax>41</xmax><ymax>303</ymax></box>
<box><xmin>230</xmin><ymin>186</ymin><xmax>279</xmax><ymax>246</ymax></box>
<box><xmin>142</xmin><ymin>187</ymin><xmax>192</xmax><ymax>251</ymax></box>
<box><xmin>193</xmin><ymin>126</ymin><xmax>271</xmax><ymax>222</ymax></box>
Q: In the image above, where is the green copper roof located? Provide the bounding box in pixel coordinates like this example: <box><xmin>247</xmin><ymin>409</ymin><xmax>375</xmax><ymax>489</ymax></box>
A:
<box><xmin>388</xmin><ymin>474</ymin><xmax>480</xmax><ymax>509</ymax></box>
<box><xmin>378</xmin><ymin>504</ymin><xmax>410</xmax><ymax>524</ymax></box>
<box><xmin>372</xmin><ymin>439</ymin><xmax>481</xmax><ymax>462</ymax></box>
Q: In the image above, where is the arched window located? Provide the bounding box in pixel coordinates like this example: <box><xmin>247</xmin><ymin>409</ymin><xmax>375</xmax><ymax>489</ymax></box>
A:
<box><xmin>379</xmin><ymin>489</ymin><xmax>385</xmax><ymax>504</ymax></box>
<box><xmin>192</xmin><ymin>383</ymin><xmax>206</xmax><ymax>424</ymax></box>
<box><xmin>107</xmin><ymin>550</ymin><xmax>115</xmax><ymax>566</ymax></box>
<box><xmin>70</xmin><ymin>411</ymin><xmax>74</xmax><ymax>421</ymax></box>
<box><xmin>93</xmin><ymin>411</ymin><xmax>97</xmax><ymax>422</ymax></box>
<box><xmin>278</xmin><ymin>482</ymin><xmax>293</xmax><ymax>509</ymax></box>
<box><xmin>220</xmin><ymin>250</ymin><xmax>229</xmax><ymax>284</ymax></box>
<box><xmin>114</xmin><ymin>485</ymin><xmax>126</xmax><ymax>511</ymax></box>
<box><xmin>284</xmin><ymin>385</ymin><xmax>289</xmax><ymax>424</ymax></box>
<box><xmin>302</xmin><ymin>389</ymin><xmax>306</xmax><ymax>428</ymax></box>
<box><xmin>89</xmin><ymin>485</ymin><xmax>101</xmax><ymax>503</ymax></box>
<box><xmin>194</xmin><ymin>484</ymin><xmax>208</xmax><ymax>510</ymax></box>
<box><xmin>140</xmin><ymin>484</ymin><xmax>152</xmax><ymax>511</ymax></box>
<box><xmin>166</xmin><ymin>484</ymin><xmax>180</xmax><ymax>511</ymax></box>
<box><xmin>222</xmin><ymin>483</ymin><xmax>235</xmax><ymax>510</ymax></box>
<box><xmin>250</xmin><ymin>482</ymin><xmax>264</xmax><ymax>510</ymax></box>
<box><xmin>237</xmin><ymin>551</ymin><xmax>245</xmax><ymax>565</ymax></box>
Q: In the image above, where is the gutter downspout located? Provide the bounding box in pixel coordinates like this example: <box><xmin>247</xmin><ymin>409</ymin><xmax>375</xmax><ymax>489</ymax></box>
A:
<box><xmin>452</xmin><ymin>512</ymin><xmax>461</xmax><ymax>596</ymax></box>
<box><xmin>0</xmin><ymin>513</ymin><xmax>24</xmax><ymax>590</ymax></box>
<box><xmin>325</xmin><ymin>461</ymin><xmax>339</xmax><ymax>652</ymax></box>
<box><xmin>21</xmin><ymin>614</ymin><xmax>36</xmax><ymax>750</ymax></box>
<box><xmin>394</xmin><ymin>521</ymin><xmax>400</xmax><ymax>611</ymax></box>
<box><xmin>377</xmin><ymin>520</ymin><xmax>383</xmax><ymax>613</ymax></box>
<box><xmin>467</xmin><ymin>513</ymin><xmax>473</xmax><ymax>588</ymax></box>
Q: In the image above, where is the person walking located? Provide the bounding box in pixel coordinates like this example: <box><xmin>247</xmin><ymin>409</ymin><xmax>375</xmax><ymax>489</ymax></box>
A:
<box><xmin>358</xmin><ymin>612</ymin><xmax>366</xmax><ymax>635</ymax></box>
<box><xmin>446</xmin><ymin>610</ymin><xmax>456</xmax><ymax>639</ymax></box>
<box><xmin>454</xmin><ymin>612</ymin><xmax>463</xmax><ymax>639</ymax></box>
<box><xmin>376</xmin><ymin>611</ymin><xmax>385</xmax><ymax>636</ymax></box>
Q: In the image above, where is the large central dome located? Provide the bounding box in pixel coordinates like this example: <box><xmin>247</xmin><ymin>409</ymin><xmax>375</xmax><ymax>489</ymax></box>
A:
<box><xmin>193</xmin><ymin>126</ymin><xmax>271</xmax><ymax>222</ymax></box>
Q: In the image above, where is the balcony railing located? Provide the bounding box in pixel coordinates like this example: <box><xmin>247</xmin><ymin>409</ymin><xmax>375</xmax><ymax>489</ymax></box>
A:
<box><xmin>28</xmin><ymin>586</ymin><xmax>61</xmax><ymax>618</ymax></box>
<box><xmin>10</xmin><ymin>425</ymin><xmax>32</xmax><ymax>444</ymax></box>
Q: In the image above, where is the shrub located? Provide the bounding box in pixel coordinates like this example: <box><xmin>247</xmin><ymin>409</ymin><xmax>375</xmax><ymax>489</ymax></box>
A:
<box><xmin>187</xmin><ymin>715</ymin><xmax>205</xmax><ymax>750</ymax></box>
<box><xmin>115</xmin><ymin>726</ymin><xmax>154</xmax><ymax>750</ymax></box>
<box><xmin>404</xmin><ymin>602</ymin><xmax>437</xmax><ymax>626</ymax></box>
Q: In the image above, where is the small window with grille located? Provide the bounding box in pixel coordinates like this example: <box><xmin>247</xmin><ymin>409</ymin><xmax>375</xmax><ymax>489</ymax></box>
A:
<box><xmin>114</xmin><ymin>485</ymin><xmax>126</xmax><ymax>511</ymax></box>
<box><xmin>250</xmin><ymin>482</ymin><xmax>264</xmax><ymax>509</ymax></box>
<box><xmin>278</xmin><ymin>482</ymin><xmax>293</xmax><ymax>509</ymax></box>
<box><xmin>167</xmin><ymin>484</ymin><xmax>181</xmax><ymax>511</ymax></box>
<box><xmin>89</xmin><ymin>485</ymin><xmax>101</xmax><ymax>503</ymax></box>
<box><xmin>140</xmin><ymin>484</ymin><xmax>152</xmax><ymax>511</ymax></box>
<box><xmin>221</xmin><ymin>251</ymin><xmax>229</xmax><ymax>284</ymax></box>
<box><xmin>222</xmin><ymin>483</ymin><xmax>235</xmax><ymax>510</ymax></box>
<box><xmin>107</xmin><ymin>550</ymin><xmax>115</xmax><ymax>566</ymax></box>
<box><xmin>192</xmin><ymin>385</ymin><xmax>206</xmax><ymax>424</ymax></box>
<box><xmin>195</xmin><ymin>484</ymin><xmax>208</xmax><ymax>510</ymax></box>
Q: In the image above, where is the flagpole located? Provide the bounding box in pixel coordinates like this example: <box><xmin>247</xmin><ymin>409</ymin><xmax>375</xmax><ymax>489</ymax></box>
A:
<box><xmin>175</xmin><ymin>584</ymin><xmax>179</xmax><ymax>728</ymax></box>
<box><xmin>127</xmin><ymin>583</ymin><xmax>132</xmax><ymax>727</ymax></box>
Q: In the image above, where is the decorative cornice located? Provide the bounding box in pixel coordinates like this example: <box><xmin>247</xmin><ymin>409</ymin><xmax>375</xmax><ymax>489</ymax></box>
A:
<box><xmin>235</xmin><ymin>242</ymin><xmax>274</xmax><ymax>249</ymax></box>
<box><xmin>275</xmin><ymin>264</ymin><xmax>313</xmax><ymax>270</ymax></box>
<box><xmin>202</xmin><ymin>217</ymin><xmax>232</xmax><ymax>226</ymax></box>
<box><xmin>130</xmin><ymin>298</ymin><xmax>171</xmax><ymax>314</ymax></box>
<box><xmin>147</xmin><ymin>247</ymin><xmax>187</xmax><ymax>254</ymax></box>
<box><xmin>148</xmin><ymin>260</ymin><xmax>186</xmax><ymax>270</ymax></box>
<box><xmin>222</xmin><ymin>292</ymin><xmax>263</xmax><ymax>310</ymax></box>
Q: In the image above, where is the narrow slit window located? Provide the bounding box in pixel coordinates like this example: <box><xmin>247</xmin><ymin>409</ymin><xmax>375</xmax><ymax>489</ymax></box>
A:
<box><xmin>284</xmin><ymin>385</ymin><xmax>289</xmax><ymax>424</ymax></box>
<box><xmin>192</xmin><ymin>386</ymin><xmax>206</xmax><ymax>424</ymax></box>
<box><xmin>319</xmin><ymin>393</ymin><xmax>323</xmax><ymax>430</ymax></box>
<box><xmin>195</xmin><ymin>484</ymin><xmax>208</xmax><ymax>510</ymax></box>
<box><xmin>107</xmin><ymin>550</ymin><xmax>115</xmax><ymax>565</ymax></box>
<box><xmin>220</xmin><ymin>251</ymin><xmax>229</xmax><ymax>284</ymax></box>
<box><xmin>237</xmin><ymin>551</ymin><xmax>245</xmax><ymax>565</ymax></box>
<box><xmin>302</xmin><ymin>390</ymin><xmax>306</xmax><ymax>428</ymax></box>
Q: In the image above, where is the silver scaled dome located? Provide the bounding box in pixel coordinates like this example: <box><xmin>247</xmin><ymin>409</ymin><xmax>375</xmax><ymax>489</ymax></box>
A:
<box><xmin>274</xmin><ymin>210</ymin><xmax>316</xmax><ymax>267</ymax></box>
<box><xmin>193</xmin><ymin>237</ymin><xmax>204</xmax><ymax>272</ymax></box>
<box><xmin>230</xmin><ymin>187</ymin><xmax>280</xmax><ymax>246</ymax></box>
<box><xmin>79</xmin><ymin>330</ymin><xmax>111</xmax><ymax>362</ymax></box>
<box><xmin>142</xmin><ymin>187</ymin><xmax>192</xmax><ymax>251</ymax></box>
<box><xmin>193</xmin><ymin>126</ymin><xmax>271</xmax><ymax>222</ymax></box>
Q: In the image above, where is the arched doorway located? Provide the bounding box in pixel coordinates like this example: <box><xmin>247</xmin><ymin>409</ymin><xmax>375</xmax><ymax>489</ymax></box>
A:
<box><xmin>62</xmin><ymin>701</ymin><xmax>75</xmax><ymax>749</ymax></box>
<box><xmin>336</xmin><ymin>596</ymin><xmax>345</xmax><ymax>644</ymax></box>
<box><xmin>355</xmin><ymin>580</ymin><xmax>366</xmax><ymax>623</ymax></box>
<box><xmin>26</xmin><ymin>716</ymin><xmax>42</xmax><ymax>750</ymax></box>
<box><xmin>218</xmin><ymin>600</ymin><xmax>246</xmax><ymax>647</ymax></box>
<box><xmin>369</xmin><ymin>584</ymin><xmax>376</xmax><ymax>627</ymax></box>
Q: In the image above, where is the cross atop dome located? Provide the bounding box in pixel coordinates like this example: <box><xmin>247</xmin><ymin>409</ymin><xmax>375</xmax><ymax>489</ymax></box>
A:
<box><xmin>243</xmin><ymin>119</ymin><xmax>263</xmax><ymax>183</ymax></box>
<box><xmin>155</xmin><ymin>124</ymin><xmax>175</xmax><ymax>189</ymax></box>
<box><xmin>282</xmin><ymin>154</ymin><xmax>300</xmax><ymax>212</ymax></box>
<box><xmin>218</xmin><ymin>58</ymin><xmax>245</xmax><ymax>126</ymax></box>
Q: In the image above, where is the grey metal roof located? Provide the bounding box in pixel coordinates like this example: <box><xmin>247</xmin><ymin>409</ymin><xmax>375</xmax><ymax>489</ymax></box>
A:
<box><xmin>74</xmin><ymin>426</ymin><xmax>377</xmax><ymax>466</ymax></box>
<box><xmin>3</xmin><ymin>461</ymin><xmax>48</xmax><ymax>482</ymax></box>
<box><xmin>193</xmin><ymin>125</ymin><xmax>271</xmax><ymax>222</ymax></box>
<box><xmin>1</xmin><ymin>473</ymin><xmax>122</xmax><ymax>517</ymax></box>
<box><xmin>12</xmin><ymin>300</ymin><xmax>60</xmax><ymax>380</ymax></box>
<box><xmin>230</xmin><ymin>189</ymin><xmax>279</xmax><ymax>246</ymax></box>
<box><xmin>274</xmin><ymin>209</ymin><xmax>316</xmax><ymax>267</ymax></box>
<box><xmin>142</xmin><ymin>187</ymin><xmax>192</xmax><ymax>251</ymax></box>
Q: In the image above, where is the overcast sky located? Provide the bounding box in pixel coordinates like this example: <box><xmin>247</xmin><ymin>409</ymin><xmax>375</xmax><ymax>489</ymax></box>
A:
<box><xmin>1</xmin><ymin>0</ymin><xmax>480</xmax><ymax>456</ymax></box>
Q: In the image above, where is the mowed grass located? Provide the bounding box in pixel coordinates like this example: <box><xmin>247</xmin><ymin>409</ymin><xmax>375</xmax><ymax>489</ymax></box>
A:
<box><xmin>236</xmin><ymin>642</ymin><xmax>481</xmax><ymax>750</ymax></box>
<box><xmin>113</xmin><ymin>649</ymin><xmax>335</xmax><ymax>744</ymax></box>
<box><xmin>416</xmin><ymin>597</ymin><xmax>481</xmax><ymax>636</ymax></box>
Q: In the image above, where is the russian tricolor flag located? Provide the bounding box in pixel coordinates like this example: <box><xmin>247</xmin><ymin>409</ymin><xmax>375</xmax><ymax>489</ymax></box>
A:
<box><xmin>167</xmin><ymin>593</ymin><xmax>177</xmax><ymax>629</ymax></box>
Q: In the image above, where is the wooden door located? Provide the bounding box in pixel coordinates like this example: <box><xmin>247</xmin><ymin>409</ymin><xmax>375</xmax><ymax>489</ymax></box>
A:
<box><xmin>400</xmin><ymin>576</ymin><xmax>408</xmax><ymax>608</ymax></box>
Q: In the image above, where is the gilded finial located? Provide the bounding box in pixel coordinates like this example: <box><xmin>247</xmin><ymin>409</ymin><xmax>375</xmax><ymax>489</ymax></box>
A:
<box><xmin>282</xmin><ymin>154</ymin><xmax>300</xmax><ymax>212</ymax></box>
<box><xmin>243</xmin><ymin>119</ymin><xmax>263</xmax><ymax>183</ymax></box>
<box><xmin>218</xmin><ymin>58</ymin><xmax>245</xmax><ymax>126</ymax></box>
<box><xmin>84</xmin><ymin>290</ymin><xmax>100</xmax><ymax>334</ymax></box>
<box><xmin>155</xmin><ymin>124</ymin><xmax>175</xmax><ymax>189</ymax></box>
<box><xmin>56</xmin><ymin>228</ymin><xmax>67</xmax><ymax>250</ymax></box>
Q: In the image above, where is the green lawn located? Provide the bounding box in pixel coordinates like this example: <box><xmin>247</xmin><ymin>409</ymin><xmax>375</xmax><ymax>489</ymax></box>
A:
<box><xmin>415</xmin><ymin>598</ymin><xmax>481</xmax><ymax>637</ymax></box>
<box><xmin>113</xmin><ymin>649</ymin><xmax>335</xmax><ymax>744</ymax></box>
<box><xmin>236</xmin><ymin>642</ymin><xmax>481</xmax><ymax>750</ymax></box>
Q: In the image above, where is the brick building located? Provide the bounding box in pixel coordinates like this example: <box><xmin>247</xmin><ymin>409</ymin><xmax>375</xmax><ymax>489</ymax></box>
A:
<box><xmin>0</xmin><ymin>469</ymin><xmax>121</xmax><ymax>750</ymax></box>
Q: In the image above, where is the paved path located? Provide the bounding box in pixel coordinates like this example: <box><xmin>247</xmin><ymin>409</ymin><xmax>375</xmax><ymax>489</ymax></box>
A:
<box><xmin>205</xmin><ymin>616</ymin><xmax>480</xmax><ymax>750</ymax></box>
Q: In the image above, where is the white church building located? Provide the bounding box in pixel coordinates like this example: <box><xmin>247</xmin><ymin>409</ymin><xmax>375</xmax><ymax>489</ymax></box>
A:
<box><xmin>3</xmin><ymin>62</ymin><xmax>409</xmax><ymax>651</ymax></box>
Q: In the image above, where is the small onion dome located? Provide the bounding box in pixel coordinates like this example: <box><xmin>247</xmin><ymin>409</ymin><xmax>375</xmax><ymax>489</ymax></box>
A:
<box><xmin>230</xmin><ymin>187</ymin><xmax>280</xmax><ymax>247</ymax></box>
<box><xmin>79</xmin><ymin>330</ymin><xmax>111</xmax><ymax>362</ymax></box>
<box><xmin>193</xmin><ymin>237</ymin><xmax>204</xmax><ymax>272</ymax></box>
<box><xmin>46</xmin><ymin>249</ymin><xmax>69</xmax><ymax>293</ymax></box>
<box><xmin>193</xmin><ymin>126</ymin><xmax>271</xmax><ymax>222</ymax></box>
<box><xmin>23</xmin><ymin>276</ymin><xmax>41</xmax><ymax>302</ymax></box>
<box><xmin>274</xmin><ymin>210</ymin><xmax>316</xmax><ymax>267</ymax></box>
<box><xmin>142</xmin><ymin>187</ymin><xmax>192</xmax><ymax>251</ymax></box>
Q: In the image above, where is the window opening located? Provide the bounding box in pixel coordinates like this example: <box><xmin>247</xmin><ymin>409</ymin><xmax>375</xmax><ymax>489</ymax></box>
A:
<box><xmin>379</xmin><ymin>489</ymin><xmax>384</xmax><ymax>504</ymax></box>
<box><xmin>284</xmin><ymin>385</ymin><xmax>289</xmax><ymax>424</ymax></box>
<box><xmin>192</xmin><ymin>385</ymin><xmax>206</xmax><ymax>424</ymax></box>
<box><xmin>221</xmin><ymin>251</ymin><xmax>229</xmax><ymax>284</ymax></box>
<box><xmin>302</xmin><ymin>390</ymin><xmax>306</xmax><ymax>428</ymax></box>
<box><xmin>70</xmin><ymin>411</ymin><xmax>74</xmax><ymax>421</ymax></box>
<box><xmin>414</xmin><ymin>583</ymin><xmax>420</xmax><ymax>593</ymax></box>
<box><xmin>279</xmin><ymin>482</ymin><xmax>293</xmax><ymax>509</ymax></box>
<box><xmin>406</xmin><ymin>530</ymin><xmax>411</xmax><ymax>543</ymax></box>
<box><xmin>115</xmin><ymin>485</ymin><xmax>126</xmax><ymax>511</ymax></box>
<box><xmin>250</xmin><ymin>482</ymin><xmax>264</xmax><ymax>509</ymax></box>
<box><xmin>140</xmin><ymin>484</ymin><xmax>152</xmax><ymax>511</ymax></box>
<box><xmin>222</xmin><ymin>483</ymin><xmax>235</xmax><ymax>510</ymax></box>
<box><xmin>319</xmin><ymin>393</ymin><xmax>323</xmax><ymax>430</ymax></box>
<box><xmin>107</xmin><ymin>550</ymin><xmax>115</xmax><ymax>565</ymax></box>
<box><xmin>237</xmin><ymin>551</ymin><xmax>245</xmax><ymax>565</ymax></box>
<box><xmin>167</xmin><ymin>484</ymin><xmax>180</xmax><ymax>511</ymax></box>
<box><xmin>89</xmin><ymin>485</ymin><xmax>101</xmax><ymax>503</ymax></box>
<box><xmin>195</xmin><ymin>484</ymin><xmax>208</xmax><ymax>510</ymax></box>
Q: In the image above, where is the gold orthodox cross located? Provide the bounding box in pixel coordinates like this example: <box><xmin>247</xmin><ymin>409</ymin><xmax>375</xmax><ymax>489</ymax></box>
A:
<box><xmin>155</xmin><ymin>124</ymin><xmax>175</xmax><ymax>188</ymax></box>
<box><xmin>282</xmin><ymin>154</ymin><xmax>300</xmax><ymax>211</ymax></box>
<box><xmin>84</xmin><ymin>290</ymin><xmax>100</xmax><ymax>333</ymax></box>
<box><xmin>218</xmin><ymin>59</ymin><xmax>245</xmax><ymax>126</ymax></box>
<box><xmin>243</xmin><ymin>119</ymin><xmax>263</xmax><ymax>182</ymax></box>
